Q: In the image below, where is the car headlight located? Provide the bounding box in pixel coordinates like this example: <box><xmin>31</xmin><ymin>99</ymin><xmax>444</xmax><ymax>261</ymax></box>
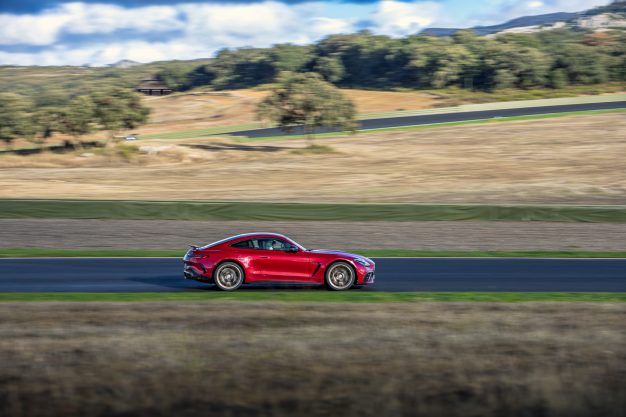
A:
<box><xmin>354</xmin><ymin>258</ymin><xmax>370</xmax><ymax>267</ymax></box>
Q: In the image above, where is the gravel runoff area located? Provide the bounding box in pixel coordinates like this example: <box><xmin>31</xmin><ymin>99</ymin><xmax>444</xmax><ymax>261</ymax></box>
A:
<box><xmin>2</xmin><ymin>219</ymin><xmax>626</xmax><ymax>251</ymax></box>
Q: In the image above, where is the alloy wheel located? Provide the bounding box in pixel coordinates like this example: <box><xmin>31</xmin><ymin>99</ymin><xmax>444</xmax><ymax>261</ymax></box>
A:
<box><xmin>215</xmin><ymin>263</ymin><xmax>243</xmax><ymax>290</ymax></box>
<box><xmin>327</xmin><ymin>263</ymin><xmax>354</xmax><ymax>290</ymax></box>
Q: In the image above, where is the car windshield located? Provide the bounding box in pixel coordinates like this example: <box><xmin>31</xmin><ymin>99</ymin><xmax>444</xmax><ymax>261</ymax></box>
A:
<box><xmin>288</xmin><ymin>238</ymin><xmax>306</xmax><ymax>251</ymax></box>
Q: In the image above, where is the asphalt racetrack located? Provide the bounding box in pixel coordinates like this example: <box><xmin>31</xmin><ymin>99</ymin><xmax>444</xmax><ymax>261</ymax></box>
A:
<box><xmin>227</xmin><ymin>100</ymin><xmax>626</xmax><ymax>138</ymax></box>
<box><xmin>0</xmin><ymin>258</ymin><xmax>624</xmax><ymax>292</ymax></box>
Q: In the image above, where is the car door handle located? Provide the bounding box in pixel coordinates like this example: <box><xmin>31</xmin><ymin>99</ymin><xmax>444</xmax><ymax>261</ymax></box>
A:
<box><xmin>259</xmin><ymin>256</ymin><xmax>269</xmax><ymax>259</ymax></box>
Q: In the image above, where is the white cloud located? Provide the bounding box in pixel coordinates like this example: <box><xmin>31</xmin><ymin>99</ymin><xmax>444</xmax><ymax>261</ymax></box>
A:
<box><xmin>64</xmin><ymin>3</ymin><xmax>184</xmax><ymax>34</ymax></box>
<box><xmin>0</xmin><ymin>2</ymin><xmax>184</xmax><ymax>46</ymax></box>
<box><xmin>181</xmin><ymin>2</ymin><xmax>305</xmax><ymax>45</ymax></box>
<box><xmin>0</xmin><ymin>1</ymin><xmax>361</xmax><ymax>65</ymax></box>
<box><xmin>310</xmin><ymin>17</ymin><xmax>355</xmax><ymax>37</ymax></box>
<box><xmin>0</xmin><ymin>11</ymin><xmax>72</xmax><ymax>45</ymax></box>
<box><xmin>371</xmin><ymin>1</ymin><xmax>442</xmax><ymax>37</ymax></box>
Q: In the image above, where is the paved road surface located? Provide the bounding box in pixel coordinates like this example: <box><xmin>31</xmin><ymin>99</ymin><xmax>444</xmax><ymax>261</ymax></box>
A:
<box><xmin>227</xmin><ymin>101</ymin><xmax>626</xmax><ymax>138</ymax></box>
<box><xmin>0</xmin><ymin>258</ymin><xmax>624</xmax><ymax>292</ymax></box>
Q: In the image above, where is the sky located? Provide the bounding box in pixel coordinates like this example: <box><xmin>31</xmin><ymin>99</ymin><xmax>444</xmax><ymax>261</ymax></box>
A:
<box><xmin>0</xmin><ymin>0</ymin><xmax>611</xmax><ymax>66</ymax></box>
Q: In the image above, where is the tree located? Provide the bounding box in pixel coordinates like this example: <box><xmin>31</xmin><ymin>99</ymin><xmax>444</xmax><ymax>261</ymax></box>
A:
<box><xmin>59</xmin><ymin>95</ymin><xmax>95</xmax><ymax>140</ymax></box>
<box><xmin>406</xmin><ymin>40</ymin><xmax>477</xmax><ymax>88</ymax></box>
<box><xmin>92</xmin><ymin>88</ymin><xmax>150</xmax><ymax>138</ymax></box>
<box><xmin>256</xmin><ymin>72</ymin><xmax>356</xmax><ymax>140</ymax></box>
<box><xmin>32</xmin><ymin>107</ymin><xmax>64</xmax><ymax>144</ymax></box>
<box><xmin>602</xmin><ymin>31</ymin><xmax>626</xmax><ymax>81</ymax></box>
<box><xmin>314</xmin><ymin>55</ymin><xmax>345</xmax><ymax>83</ymax></box>
<box><xmin>549</xmin><ymin>68</ymin><xmax>568</xmax><ymax>89</ymax></box>
<box><xmin>480</xmin><ymin>42</ymin><xmax>551</xmax><ymax>90</ymax></box>
<box><xmin>554</xmin><ymin>44</ymin><xmax>608</xmax><ymax>85</ymax></box>
<box><xmin>156</xmin><ymin>65</ymin><xmax>193</xmax><ymax>90</ymax></box>
<box><xmin>106</xmin><ymin>25</ymin><xmax>623</xmax><ymax>93</ymax></box>
<box><xmin>27</xmin><ymin>88</ymin><xmax>71</xmax><ymax>145</ymax></box>
<box><xmin>208</xmin><ymin>48</ymin><xmax>277</xmax><ymax>89</ymax></box>
<box><xmin>270</xmin><ymin>44</ymin><xmax>312</xmax><ymax>72</ymax></box>
<box><xmin>0</xmin><ymin>93</ymin><xmax>34</xmax><ymax>147</ymax></box>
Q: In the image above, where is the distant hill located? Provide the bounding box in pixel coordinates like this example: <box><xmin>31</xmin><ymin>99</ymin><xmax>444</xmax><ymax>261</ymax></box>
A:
<box><xmin>108</xmin><ymin>59</ymin><xmax>141</xmax><ymax>69</ymax></box>
<box><xmin>423</xmin><ymin>12</ymin><xmax>577</xmax><ymax>36</ymax></box>
<box><xmin>422</xmin><ymin>12</ymin><xmax>578</xmax><ymax>36</ymax></box>
<box><xmin>423</xmin><ymin>1</ymin><xmax>626</xmax><ymax>36</ymax></box>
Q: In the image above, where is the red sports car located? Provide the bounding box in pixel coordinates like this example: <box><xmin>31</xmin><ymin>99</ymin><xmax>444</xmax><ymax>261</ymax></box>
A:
<box><xmin>183</xmin><ymin>233</ymin><xmax>375</xmax><ymax>291</ymax></box>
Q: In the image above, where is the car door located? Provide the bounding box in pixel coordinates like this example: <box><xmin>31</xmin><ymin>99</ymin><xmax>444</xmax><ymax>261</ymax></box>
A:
<box><xmin>229</xmin><ymin>239</ymin><xmax>264</xmax><ymax>280</ymax></box>
<box><xmin>254</xmin><ymin>238</ymin><xmax>315</xmax><ymax>281</ymax></box>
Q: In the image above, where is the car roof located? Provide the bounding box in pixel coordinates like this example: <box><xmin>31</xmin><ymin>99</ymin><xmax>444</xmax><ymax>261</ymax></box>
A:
<box><xmin>227</xmin><ymin>232</ymin><xmax>290</xmax><ymax>241</ymax></box>
<box><xmin>198</xmin><ymin>233</ymin><xmax>292</xmax><ymax>250</ymax></box>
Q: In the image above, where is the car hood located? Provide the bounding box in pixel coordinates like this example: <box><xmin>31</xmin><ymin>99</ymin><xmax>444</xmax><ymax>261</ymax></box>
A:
<box><xmin>308</xmin><ymin>249</ymin><xmax>372</xmax><ymax>262</ymax></box>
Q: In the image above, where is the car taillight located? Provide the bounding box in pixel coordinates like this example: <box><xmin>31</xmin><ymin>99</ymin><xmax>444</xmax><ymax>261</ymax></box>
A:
<box><xmin>191</xmin><ymin>254</ymin><xmax>210</xmax><ymax>259</ymax></box>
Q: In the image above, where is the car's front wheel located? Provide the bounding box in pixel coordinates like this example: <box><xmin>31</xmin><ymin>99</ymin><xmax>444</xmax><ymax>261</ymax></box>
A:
<box><xmin>214</xmin><ymin>262</ymin><xmax>244</xmax><ymax>291</ymax></box>
<box><xmin>325</xmin><ymin>262</ymin><xmax>355</xmax><ymax>291</ymax></box>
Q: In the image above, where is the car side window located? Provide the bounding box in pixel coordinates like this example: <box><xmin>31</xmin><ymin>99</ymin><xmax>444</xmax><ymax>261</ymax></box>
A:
<box><xmin>256</xmin><ymin>238</ymin><xmax>289</xmax><ymax>251</ymax></box>
<box><xmin>231</xmin><ymin>239</ymin><xmax>258</xmax><ymax>249</ymax></box>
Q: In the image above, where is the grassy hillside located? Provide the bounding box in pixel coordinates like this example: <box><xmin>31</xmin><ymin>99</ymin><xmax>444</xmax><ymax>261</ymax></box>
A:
<box><xmin>0</xmin><ymin>60</ymin><xmax>211</xmax><ymax>98</ymax></box>
<box><xmin>1</xmin><ymin>112</ymin><xmax>625</xmax><ymax>205</ymax></box>
<box><xmin>2</xmin><ymin>62</ymin><xmax>622</xmax><ymax>145</ymax></box>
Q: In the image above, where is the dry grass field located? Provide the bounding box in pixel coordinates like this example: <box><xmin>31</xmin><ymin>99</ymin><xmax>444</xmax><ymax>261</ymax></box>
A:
<box><xmin>1</xmin><ymin>113</ymin><xmax>625</xmax><ymax>204</ymax></box>
<box><xmin>0</xmin><ymin>301</ymin><xmax>624</xmax><ymax>417</ymax></box>
<box><xmin>135</xmin><ymin>88</ymin><xmax>437</xmax><ymax>135</ymax></box>
<box><xmin>137</xmin><ymin>89</ymin><xmax>268</xmax><ymax>134</ymax></box>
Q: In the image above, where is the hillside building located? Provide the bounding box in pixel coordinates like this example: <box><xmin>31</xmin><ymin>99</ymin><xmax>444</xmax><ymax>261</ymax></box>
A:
<box><xmin>135</xmin><ymin>78</ymin><xmax>172</xmax><ymax>96</ymax></box>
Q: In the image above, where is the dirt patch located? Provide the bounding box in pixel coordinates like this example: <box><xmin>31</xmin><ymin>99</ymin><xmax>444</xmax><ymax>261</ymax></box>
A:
<box><xmin>2</xmin><ymin>219</ymin><xmax>626</xmax><ymax>250</ymax></box>
<box><xmin>137</xmin><ymin>89</ymin><xmax>268</xmax><ymax>134</ymax></box>
<box><xmin>341</xmin><ymin>89</ymin><xmax>435</xmax><ymax>113</ymax></box>
<box><xmin>0</xmin><ymin>113</ymin><xmax>625</xmax><ymax>204</ymax></box>
<box><xmin>0</xmin><ymin>301</ymin><xmax>624</xmax><ymax>417</ymax></box>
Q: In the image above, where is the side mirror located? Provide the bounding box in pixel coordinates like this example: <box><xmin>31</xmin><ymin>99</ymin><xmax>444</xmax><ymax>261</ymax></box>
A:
<box><xmin>285</xmin><ymin>246</ymin><xmax>299</xmax><ymax>253</ymax></box>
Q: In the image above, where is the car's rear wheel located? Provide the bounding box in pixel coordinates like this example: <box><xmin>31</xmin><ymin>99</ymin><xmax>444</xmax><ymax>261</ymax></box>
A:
<box><xmin>214</xmin><ymin>262</ymin><xmax>244</xmax><ymax>291</ymax></box>
<box><xmin>325</xmin><ymin>262</ymin><xmax>355</xmax><ymax>291</ymax></box>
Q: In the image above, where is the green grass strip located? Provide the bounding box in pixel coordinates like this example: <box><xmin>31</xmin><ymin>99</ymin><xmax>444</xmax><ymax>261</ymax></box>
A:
<box><xmin>0</xmin><ymin>292</ymin><xmax>624</xmax><ymax>302</ymax></box>
<box><xmin>139</xmin><ymin>122</ymin><xmax>263</xmax><ymax>140</ymax></box>
<box><xmin>1</xmin><ymin>199</ymin><xmax>626</xmax><ymax>223</ymax></box>
<box><xmin>2</xmin><ymin>248</ymin><xmax>626</xmax><ymax>258</ymax></box>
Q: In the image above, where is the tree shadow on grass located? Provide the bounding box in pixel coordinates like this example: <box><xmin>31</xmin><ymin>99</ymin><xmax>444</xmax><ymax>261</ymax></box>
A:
<box><xmin>181</xmin><ymin>142</ymin><xmax>291</xmax><ymax>153</ymax></box>
<box><xmin>0</xmin><ymin>141</ymin><xmax>104</xmax><ymax>156</ymax></box>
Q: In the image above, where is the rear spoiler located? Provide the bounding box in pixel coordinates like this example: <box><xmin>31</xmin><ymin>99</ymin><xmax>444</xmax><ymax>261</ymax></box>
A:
<box><xmin>188</xmin><ymin>245</ymin><xmax>199</xmax><ymax>250</ymax></box>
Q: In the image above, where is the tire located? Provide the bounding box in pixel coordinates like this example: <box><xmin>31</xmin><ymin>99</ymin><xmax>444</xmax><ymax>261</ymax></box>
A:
<box><xmin>325</xmin><ymin>262</ymin><xmax>355</xmax><ymax>291</ymax></box>
<box><xmin>214</xmin><ymin>262</ymin><xmax>245</xmax><ymax>291</ymax></box>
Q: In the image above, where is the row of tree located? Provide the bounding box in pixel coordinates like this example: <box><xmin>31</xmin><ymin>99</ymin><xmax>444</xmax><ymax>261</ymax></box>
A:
<box><xmin>157</xmin><ymin>29</ymin><xmax>626</xmax><ymax>92</ymax></box>
<box><xmin>0</xmin><ymin>89</ymin><xmax>150</xmax><ymax>147</ymax></box>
